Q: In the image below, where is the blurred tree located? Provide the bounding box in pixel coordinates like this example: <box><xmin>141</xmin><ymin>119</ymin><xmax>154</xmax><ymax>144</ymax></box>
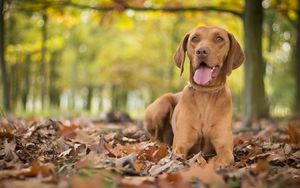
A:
<box><xmin>243</xmin><ymin>0</ymin><xmax>269</xmax><ymax>126</ymax></box>
<box><xmin>267</xmin><ymin>0</ymin><xmax>299</xmax><ymax>116</ymax></box>
<box><xmin>3</xmin><ymin>0</ymin><xmax>297</xmax><ymax>120</ymax></box>
<box><xmin>295</xmin><ymin>0</ymin><xmax>300</xmax><ymax>114</ymax></box>
<box><xmin>21</xmin><ymin>53</ymin><xmax>31</xmax><ymax>110</ymax></box>
<box><xmin>49</xmin><ymin>50</ymin><xmax>61</xmax><ymax>107</ymax></box>
<box><xmin>0</xmin><ymin>0</ymin><xmax>10</xmax><ymax>111</ymax></box>
<box><xmin>40</xmin><ymin>9</ymin><xmax>48</xmax><ymax>109</ymax></box>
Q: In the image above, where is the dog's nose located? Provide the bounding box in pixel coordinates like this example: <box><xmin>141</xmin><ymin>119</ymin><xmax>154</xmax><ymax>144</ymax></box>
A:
<box><xmin>196</xmin><ymin>47</ymin><xmax>210</xmax><ymax>57</ymax></box>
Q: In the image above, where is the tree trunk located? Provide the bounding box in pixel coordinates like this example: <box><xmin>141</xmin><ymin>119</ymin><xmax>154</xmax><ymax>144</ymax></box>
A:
<box><xmin>294</xmin><ymin>0</ymin><xmax>300</xmax><ymax>115</ymax></box>
<box><xmin>111</xmin><ymin>84</ymin><xmax>118</xmax><ymax>111</ymax></box>
<box><xmin>40</xmin><ymin>11</ymin><xmax>48</xmax><ymax>110</ymax></box>
<box><xmin>10</xmin><ymin>62</ymin><xmax>20</xmax><ymax>110</ymax></box>
<box><xmin>0</xmin><ymin>0</ymin><xmax>10</xmax><ymax>111</ymax></box>
<box><xmin>266</xmin><ymin>11</ymin><xmax>275</xmax><ymax>52</ymax></box>
<box><xmin>70</xmin><ymin>60</ymin><xmax>78</xmax><ymax>110</ymax></box>
<box><xmin>243</xmin><ymin>0</ymin><xmax>269</xmax><ymax>127</ymax></box>
<box><xmin>49</xmin><ymin>51</ymin><xmax>60</xmax><ymax>107</ymax></box>
<box><xmin>86</xmin><ymin>86</ymin><xmax>93</xmax><ymax>111</ymax></box>
<box><xmin>21</xmin><ymin>54</ymin><xmax>31</xmax><ymax>110</ymax></box>
<box><xmin>110</xmin><ymin>85</ymin><xmax>128</xmax><ymax>111</ymax></box>
<box><xmin>119</xmin><ymin>89</ymin><xmax>128</xmax><ymax>112</ymax></box>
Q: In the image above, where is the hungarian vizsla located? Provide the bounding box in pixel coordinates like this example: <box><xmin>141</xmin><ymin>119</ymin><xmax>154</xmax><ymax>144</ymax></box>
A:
<box><xmin>144</xmin><ymin>26</ymin><xmax>245</xmax><ymax>168</ymax></box>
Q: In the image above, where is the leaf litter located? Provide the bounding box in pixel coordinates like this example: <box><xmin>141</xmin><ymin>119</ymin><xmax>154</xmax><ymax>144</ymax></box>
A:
<box><xmin>0</xmin><ymin>116</ymin><xmax>299</xmax><ymax>188</ymax></box>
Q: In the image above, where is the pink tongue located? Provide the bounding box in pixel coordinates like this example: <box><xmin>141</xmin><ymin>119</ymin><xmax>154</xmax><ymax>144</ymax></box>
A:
<box><xmin>193</xmin><ymin>67</ymin><xmax>212</xmax><ymax>85</ymax></box>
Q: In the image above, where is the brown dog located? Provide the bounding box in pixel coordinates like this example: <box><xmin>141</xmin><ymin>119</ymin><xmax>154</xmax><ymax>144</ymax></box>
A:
<box><xmin>144</xmin><ymin>26</ymin><xmax>244</xmax><ymax>168</ymax></box>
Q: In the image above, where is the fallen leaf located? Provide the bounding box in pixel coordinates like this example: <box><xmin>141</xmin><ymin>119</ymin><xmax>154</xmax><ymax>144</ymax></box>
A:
<box><xmin>133</xmin><ymin>161</ymin><xmax>142</xmax><ymax>173</ymax></box>
<box><xmin>112</xmin><ymin>152</ymin><xmax>137</xmax><ymax>172</ymax></box>
<box><xmin>58</xmin><ymin>148</ymin><xmax>73</xmax><ymax>158</ymax></box>
<box><xmin>0</xmin><ymin>130</ymin><xmax>14</xmax><ymax>141</ymax></box>
<box><xmin>292</xmin><ymin>150</ymin><xmax>300</xmax><ymax>159</ymax></box>
<box><xmin>188</xmin><ymin>152</ymin><xmax>208</xmax><ymax>168</ymax></box>
<box><xmin>287</xmin><ymin>123</ymin><xmax>300</xmax><ymax>144</ymax></box>
<box><xmin>151</xmin><ymin>144</ymin><xmax>168</xmax><ymax>161</ymax></box>
<box><xmin>241</xmin><ymin>179</ymin><xmax>265</xmax><ymax>188</ymax></box>
<box><xmin>253</xmin><ymin>159</ymin><xmax>269</xmax><ymax>174</ymax></box>
<box><xmin>196</xmin><ymin>155</ymin><xmax>207</xmax><ymax>167</ymax></box>
<box><xmin>3</xmin><ymin>139</ymin><xmax>18</xmax><ymax>162</ymax></box>
<box><xmin>58</xmin><ymin>123</ymin><xmax>81</xmax><ymax>139</ymax></box>
<box><xmin>137</xmin><ymin>143</ymin><xmax>167</xmax><ymax>163</ymax></box>
<box><xmin>56</xmin><ymin>136</ymin><xmax>70</xmax><ymax>152</ymax></box>
<box><xmin>74</xmin><ymin>152</ymin><xmax>104</xmax><ymax>169</ymax></box>
<box><xmin>103</xmin><ymin>142</ymin><xmax>122</xmax><ymax>158</ymax></box>
<box><xmin>149</xmin><ymin>160</ymin><xmax>175</xmax><ymax>176</ymax></box>
<box><xmin>158</xmin><ymin>173</ymin><xmax>191</xmax><ymax>188</ymax></box>
<box><xmin>284</xmin><ymin>144</ymin><xmax>292</xmax><ymax>154</ymax></box>
<box><xmin>20</xmin><ymin>161</ymin><xmax>55</xmax><ymax>177</ymax></box>
<box><xmin>120</xmin><ymin>176</ymin><xmax>155</xmax><ymax>187</ymax></box>
<box><xmin>180</xmin><ymin>161</ymin><xmax>227</xmax><ymax>187</ymax></box>
<box><xmin>266</xmin><ymin>151</ymin><xmax>286</xmax><ymax>163</ymax></box>
<box><xmin>114</xmin><ymin>144</ymin><xmax>139</xmax><ymax>155</ymax></box>
<box><xmin>0</xmin><ymin>169</ymin><xmax>23</xmax><ymax>179</ymax></box>
<box><xmin>0</xmin><ymin>178</ymin><xmax>58</xmax><ymax>188</ymax></box>
<box><xmin>70</xmin><ymin>174</ymin><xmax>103</xmax><ymax>188</ymax></box>
<box><xmin>1</xmin><ymin>117</ymin><xmax>300</xmax><ymax>188</ymax></box>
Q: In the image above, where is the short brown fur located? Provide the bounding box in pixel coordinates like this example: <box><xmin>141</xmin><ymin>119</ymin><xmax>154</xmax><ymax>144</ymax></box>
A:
<box><xmin>144</xmin><ymin>26</ymin><xmax>244</xmax><ymax>168</ymax></box>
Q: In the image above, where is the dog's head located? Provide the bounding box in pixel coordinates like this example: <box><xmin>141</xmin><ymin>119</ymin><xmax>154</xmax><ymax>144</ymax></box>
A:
<box><xmin>174</xmin><ymin>26</ymin><xmax>244</xmax><ymax>87</ymax></box>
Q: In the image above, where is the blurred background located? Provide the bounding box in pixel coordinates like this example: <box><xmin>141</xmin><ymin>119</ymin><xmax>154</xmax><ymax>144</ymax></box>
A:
<box><xmin>0</xmin><ymin>0</ymin><xmax>299</xmax><ymax>126</ymax></box>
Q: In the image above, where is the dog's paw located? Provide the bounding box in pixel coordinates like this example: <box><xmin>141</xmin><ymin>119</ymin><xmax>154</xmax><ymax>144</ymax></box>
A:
<box><xmin>210</xmin><ymin>155</ymin><xmax>234</xmax><ymax>168</ymax></box>
<box><xmin>172</xmin><ymin>146</ymin><xmax>187</xmax><ymax>159</ymax></box>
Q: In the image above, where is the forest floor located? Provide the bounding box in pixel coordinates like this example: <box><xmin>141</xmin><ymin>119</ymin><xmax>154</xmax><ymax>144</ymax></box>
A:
<box><xmin>0</xmin><ymin>114</ymin><xmax>299</xmax><ymax>188</ymax></box>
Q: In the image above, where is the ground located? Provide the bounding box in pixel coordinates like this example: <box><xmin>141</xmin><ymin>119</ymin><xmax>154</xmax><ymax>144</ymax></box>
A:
<box><xmin>0</xmin><ymin>115</ymin><xmax>299</xmax><ymax>188</ymax></box>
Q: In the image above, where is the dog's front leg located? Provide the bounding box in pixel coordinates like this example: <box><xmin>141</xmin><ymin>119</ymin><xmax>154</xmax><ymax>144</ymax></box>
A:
<box><xmin>172</xmin><ymin>115</ymin><xmax>199</xmax><ymax>159</ymax></box>
<box><xmin>209</xmin><ymin>127</ymin><xmax>234</xmax><ymax>168</ymax></box>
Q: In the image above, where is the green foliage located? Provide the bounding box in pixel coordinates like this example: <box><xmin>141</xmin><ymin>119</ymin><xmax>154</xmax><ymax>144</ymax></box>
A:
<box><xmin>1</xmin><ymin>0</ymin><xmax>298</xmax><ymax>118</ymax></box>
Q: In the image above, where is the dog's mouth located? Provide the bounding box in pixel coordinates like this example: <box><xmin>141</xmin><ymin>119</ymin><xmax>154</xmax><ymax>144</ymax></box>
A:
<box><xmin>193</xmin><ymin>62</ymin><xmax>219</xmax><ymax>85</ymax></box>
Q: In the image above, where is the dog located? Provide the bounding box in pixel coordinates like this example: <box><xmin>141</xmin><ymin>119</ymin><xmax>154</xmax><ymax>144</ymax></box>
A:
<box><xmin>144</xmin><ymin>26</ymin><xmax>244</xmax><ymax>168</ymax></box>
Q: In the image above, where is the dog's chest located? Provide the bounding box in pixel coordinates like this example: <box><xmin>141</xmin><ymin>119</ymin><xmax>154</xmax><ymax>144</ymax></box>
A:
<box><xmin>194</xmin><ymin>96</ymin><xmax>216</xmax><ymax>135</ymax></box>
<box><xmin>181</xmin><ymin>88</ymin><xmax>225</xmax><ymax>133</ymax></box>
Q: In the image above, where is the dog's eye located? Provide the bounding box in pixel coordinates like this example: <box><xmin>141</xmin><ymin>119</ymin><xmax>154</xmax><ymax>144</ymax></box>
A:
<box><xmin>191</xmin><ymin>36</ymin><xmax>200</xmax><ymax>42</ymax></box>
<box><xmin>216</xmin><ymin>36</ymin><xmax>224</xmax><ymax>42</ymax></box>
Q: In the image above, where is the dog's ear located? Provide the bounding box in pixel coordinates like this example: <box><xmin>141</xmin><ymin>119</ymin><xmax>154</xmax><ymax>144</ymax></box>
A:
<box><xmin>173</xmin><ymin>33</ymin><xmax>190</xmax><ymax>76</ymax></box>
<box><xmin>225</xmin><ymin>33</ymin><xmax>245</xmax><ymax>75</ymax></box>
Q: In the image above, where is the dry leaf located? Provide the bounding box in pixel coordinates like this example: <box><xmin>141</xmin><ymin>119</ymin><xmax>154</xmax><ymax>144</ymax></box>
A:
<box><xmin>180</xmin><ymin>161</ymin><xmax>227</xmax><ymax>187</ymax></box>
<box><xmin>20</xmin><ymin>161</ymin><xmax>55</xmax><ymax>177</ymax></box>
<box><xmin>58</xmin><ymin>123</ymin><xmax>81</xmax><ymax>138</ymax></box>
<box><xmin>266</xmin><ymin>151</ymin><xmax>286</xmax><ymax>162</ymax></box>
<box><xmin>133</xmin><ymin>161</ymin><xmax>142</xmax><ymax>173</ymax></box>
<box><xmin>149</xmin><ymin>160</ymin><xmax>175</xmax><ymax>176</ymax></box>
<box><xmin>253</xmin><ymin>159</ymin><xmax>269</xmax><ymax>174</ymax></box>
<box><xmin>1</xmin><ymin>117</ymin><xmax>300</xmax><ymax>188</ymax></box>
<box><xmin>287</xmin><ymin>124</ymin><xmax>300</xmax><ymax>144</ymax></box>
<box><xmin>3</xmin><ymin>139</ymin><xmax>18</xmax><ymax>162</ymax></box>
<box><xmin>283</xmin><ymin>144</ymin><xmax>292</xmax><ymax>154</ymax></box>
<box><xmin>158</xmin><ymin>173</ymin><xmax>191</xmax><ymax>188</ymax></box>
<box><xmin>0</xmin><ymin>169</ymin><xmax>23</xmax><ymax>179</ymax></box>
<box><xmin>70</xmin><ymin>174</ymin><xmax>103</xmax><ymax>188</ymax></box>
<box><xmin>103</xmin><ymin>142</ymin><xmax>122</xmax><ymax>158</ymax></box>
<box><xmin>120</xmin><ymin>176</ymin><xmax>155</xmax><ymax>187</ymax></box>
<box><xmin>0</xmin><ymin>179</ymin><xmax>58</xmax><ymax>188</ymax></box>
<box><xmin>137</xmin><ymin>143</ymin><xmax>167</xmax><ymax>163</ymax></box>
<box><xmin>188</xmin><ymin>152</ymin><xmax>207</xmax><ymax>167</ymax></box>
<box><xmin>59</xmin><ymin>148</ymin><xmax>73</xmax><ymax>158</ymax></box>
<box><xmin>0</xmin><ymin>130</ymin><xmax>14</xmax><ymax>141</ymax></box>
<box><xmin>292</xmin><ymin>150</ymin><xmax>300</xmax><ymax>159</ymax></box>
<box><xmin>196</xmin><ymin>156</ymin><xmax>207</xmax><ymax>167</ymax></box>
<box><xmin>74</xmin><ymin>152</ymin><xmax>104</xmax><ymax>169</ymax></box>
